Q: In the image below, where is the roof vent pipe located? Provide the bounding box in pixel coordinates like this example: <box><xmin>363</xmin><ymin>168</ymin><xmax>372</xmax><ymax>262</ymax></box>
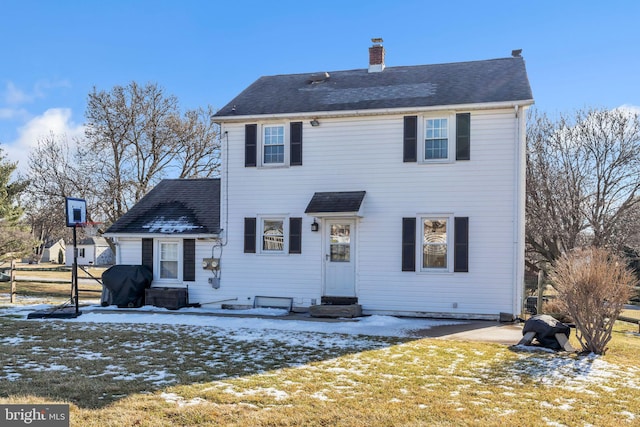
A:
<box><xmin>368</xmin><ymin>38</ymin><xmax>385</xmax><ymax>73</ymax></box>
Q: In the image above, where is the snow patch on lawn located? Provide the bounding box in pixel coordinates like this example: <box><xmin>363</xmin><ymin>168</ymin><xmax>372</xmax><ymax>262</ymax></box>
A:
<box><xmin>0</xmin><ymin>301</ymin><xmax>463</xmax><ymax>338</ymax></box>
<box><xmin>160</xmin><ymin>392</ymin><xmax>207</xmax><ymax>407</ymax></box>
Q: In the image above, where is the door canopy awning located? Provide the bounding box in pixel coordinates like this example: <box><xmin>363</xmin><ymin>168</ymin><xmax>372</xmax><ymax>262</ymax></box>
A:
<box><xmin>305</xmin><ymin>191</ymin><xmax>366</xmax><ymax>217</ymax></box>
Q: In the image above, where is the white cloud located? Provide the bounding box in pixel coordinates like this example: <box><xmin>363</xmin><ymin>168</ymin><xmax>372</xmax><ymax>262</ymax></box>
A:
<box><xmin>616</xmin><ymin>104</ymin><xmax>640</xmax><ymax>115</ymax></box>
<box><xmin>4</xmin><ymin>108</ymin><xmax>85</xmax><ymax>174</ymax></box>
<box><xmin>2</xmin><ymin>79</ymin><xmax>71</xmax><ymax>106</ymax></box>
<box><xmin>4</xmin><ymin>82</ymin><xmax>33</xmax><ymax>105</ymax></box>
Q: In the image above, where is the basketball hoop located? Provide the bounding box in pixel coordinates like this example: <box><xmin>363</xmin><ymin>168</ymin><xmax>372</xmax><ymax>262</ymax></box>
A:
<box><xmin>80</xmin><ymin>221</ymin><xmax>102</xmax><ymax>237</ymax></box>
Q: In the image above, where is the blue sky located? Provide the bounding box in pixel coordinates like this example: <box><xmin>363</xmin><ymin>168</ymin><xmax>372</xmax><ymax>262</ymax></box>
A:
<box><xmin>1</xmin><ymin>0</ymin><xmax>639</xmax><ymax>173</ymax></box>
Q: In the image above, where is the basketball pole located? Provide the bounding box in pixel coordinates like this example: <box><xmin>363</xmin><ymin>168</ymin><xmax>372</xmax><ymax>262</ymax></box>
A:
<box><xmin>64</xmin><ymin>197</ymin><xmax>86</xmax><ymax>318</ymax></box>
<box><xmin>73</xmin><ymin>224</ymin><xmax>79</xmax><ymax>315</ymax></box>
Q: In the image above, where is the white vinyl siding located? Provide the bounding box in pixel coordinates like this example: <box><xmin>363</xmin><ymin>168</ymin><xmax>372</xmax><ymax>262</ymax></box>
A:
<box><xmin>213</xmin><ymin>107</ymin><xmax>527</xmax><ymax>318</ymax></box>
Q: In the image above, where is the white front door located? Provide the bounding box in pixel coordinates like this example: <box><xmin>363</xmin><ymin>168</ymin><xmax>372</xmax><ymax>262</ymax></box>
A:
<box><xmin>324</xmin><ymin>220</ymin><xmax>356</xmax><ymax>297</ymax></box>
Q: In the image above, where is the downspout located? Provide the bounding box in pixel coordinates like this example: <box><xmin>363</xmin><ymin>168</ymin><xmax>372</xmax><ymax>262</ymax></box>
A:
<box><xmin>112</xmin><ymin>237</ymin><xmax>121</xmax><ymax>265</ymax></box>
<box><xmin>223</xmin><ymin>129</ymin><xmax>229</xmax><ymax>246</ymax></box>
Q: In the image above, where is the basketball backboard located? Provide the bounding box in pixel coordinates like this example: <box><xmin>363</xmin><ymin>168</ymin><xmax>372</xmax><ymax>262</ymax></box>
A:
<box><xmin>65</xmin><ymin>197</ymin><xmax>87</xmax><ymax>227</ymax></box>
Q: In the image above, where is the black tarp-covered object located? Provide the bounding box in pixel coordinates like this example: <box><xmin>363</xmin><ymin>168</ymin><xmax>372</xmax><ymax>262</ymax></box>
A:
<box><xmin>102</xmin><ymin>265</ymin><xmax>153</xmax><ymax>308</ymax></box>
<box><xmin>522</xmin><ymin>314</ymin><xmax>571</xmax><ymax>350</ymax></box>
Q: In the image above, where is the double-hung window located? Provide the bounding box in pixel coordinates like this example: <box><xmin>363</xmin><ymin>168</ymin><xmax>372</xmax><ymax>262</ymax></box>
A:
<box><xmin>425</xmin><ymin>118</ymin><xmax>449</xmax><ymax>160</ymax></box>
<box><xmin>263</xmin><ymin>125</ymin><xmax>285</xmax><ymax>165</ymax></box>
<box><xmin>262</xmin><ymin>218</ymin><xmax>285</xmax><ymax>252</ymax></box>
<box><xmin>245</xmin><ymin>122</ymin><xmax>302</xmax><ymax>167</ymax></box>
<box><xmin>159</xmin><ymin>241</ymin><xmax>179</xmax><ymax>279</ymax></box>
<box><xmin>403</xmin><ymin>113</ymin><xmax>470</xmax><ymax>163</ymax></box>
<box><xmin>402</xmin><ymin>215</ymin><xmax>468</xmax><ymax>273</ymax></box>
<box><xmin>422</xmin><ymin>217</ymin><xmax>450</xmax><ymax>271</ymax></box>
<box><xmin>245</xmin><ymin>217</ymin><xmax>302</xmax><ymax>255</ymax></box>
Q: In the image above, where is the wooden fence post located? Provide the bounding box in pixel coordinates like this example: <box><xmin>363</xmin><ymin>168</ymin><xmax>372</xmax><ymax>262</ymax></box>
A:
<box><xmin>537</xmin><ymin>270</ymin><xmax>544</xmax><ymax>315</ymax></box>
<box><xmin>10</xmin><ymin>259</ymin><xmax>16</xmax><ymax>304</ymax></box>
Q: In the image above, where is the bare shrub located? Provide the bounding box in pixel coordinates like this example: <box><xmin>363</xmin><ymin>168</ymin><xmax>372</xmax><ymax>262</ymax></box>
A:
<box><xmin>550</xmin><ymin>247</ymin><xmax>636</xmax><ymax>354</ymax></box>
<box><xmin>541</xmin><ymin>298</ymin><xmax>573</xmax><ymax>324</ymax></box>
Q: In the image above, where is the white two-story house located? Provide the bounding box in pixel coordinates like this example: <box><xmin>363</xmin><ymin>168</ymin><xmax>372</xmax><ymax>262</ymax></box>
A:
<box><xmin>211</xmin><ymin>41</ymin><xmax>534</xmax><ymax>319</ymax></box>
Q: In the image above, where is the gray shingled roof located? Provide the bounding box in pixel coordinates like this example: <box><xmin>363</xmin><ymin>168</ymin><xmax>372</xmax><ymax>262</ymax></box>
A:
<box><xmin>77</xmin><ymin>237</ymin><xmax>110</xmax><ymax>246</ymax></box>
<box><xmin>105</xmin><ymin>179</ymin><xmax>220</xmax><ymax>235</ymax></box>
<box><xmin>305</xmin><ymin>191</ymin><xmax>366</xmax><ymax>214</ymax></box>
<box><xmin>214</xmin><ymin>57</ymin><xmax>533</xmax><ymax>118</ymax></box>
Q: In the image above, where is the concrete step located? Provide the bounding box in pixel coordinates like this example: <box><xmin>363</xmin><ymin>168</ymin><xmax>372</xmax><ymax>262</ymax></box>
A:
<box><xmin>309</xmin><ymin>304</ymin><xmax>362</xmax><ymax>318</ymax></box>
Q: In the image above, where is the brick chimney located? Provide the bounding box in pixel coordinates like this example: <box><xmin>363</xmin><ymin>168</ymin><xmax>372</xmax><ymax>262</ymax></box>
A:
<box><xmin>368</xmin><ymin>38</ymin><xmax>385</xmax><ymax>73</ymax></box>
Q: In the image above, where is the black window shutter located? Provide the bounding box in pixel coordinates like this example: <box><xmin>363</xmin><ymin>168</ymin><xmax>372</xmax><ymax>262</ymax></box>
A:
<box><xmin>289</xmin><ymin>217</ymin><xmax>302</xmax><ymax>254</ymax></box>
<box><xmin>290</xmin><ymin>122</ymin><xmax>303</xmax><ymax>166</ymax></box>
<box><xmin>244</xmin><ymin>217</ymin><xmax>256</xmax><ymax>253</ymax></box>
<box><xmin>245</xmin><ymin>124</ymin><xmax>257</xmax><ymax>167</ymax></box>
<box><xmin>183</xmin><ymin>239</ymin><xmax>196</xmax><ymax>281</ymax></box>
<box><xmin>454</xmin><ymin>217</ymin><xmax>469</xmax><ymax>272</ymax></box>
<box><xmin>402</xmin><ymin>218</ymin><xmax>416</xmax><ymax>271</ymax></box>
<box><xmin>456</xmin><ymin>113</ymin><xmax>471</xmax><ymax>161</ymax></box>
<box><xmin>403</xmin><ymin>116</ymin><xmax>418</xmax><ymax>162</ymax></box>
<box><xmin>142</xmin><ymin>238</ymin><xmax>153</xmax><ymax>273</ymax></box>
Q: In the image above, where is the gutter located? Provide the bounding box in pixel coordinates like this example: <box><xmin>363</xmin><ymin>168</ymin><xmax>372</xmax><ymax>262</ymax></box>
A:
<box><xmin>103</xmin><ymin>233</ymin><xmax>221</xmax><ymax>240</ymax></box>
<box><xmin>213</xmin><ymin>99</ymin><xmax>535</xmax><ymax>123</ymax></box>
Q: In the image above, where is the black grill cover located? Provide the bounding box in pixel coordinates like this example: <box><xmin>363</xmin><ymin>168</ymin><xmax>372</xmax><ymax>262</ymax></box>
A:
<box><xmin>523</xmin><ymin>314</ymin><xmax>571</xmax><ymax>350</ymax></box>
<box><xmin>102</xmin><ymin>265</ymin><xmax>153</xmax><ymax>308</ymax></box>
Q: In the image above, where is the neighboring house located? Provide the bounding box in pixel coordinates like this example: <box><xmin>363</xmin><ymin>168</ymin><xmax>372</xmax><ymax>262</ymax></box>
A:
<box><xmin>103</xmin><ymin>179</ymin><xmax>221</xmax><ymax>302</ymax></box>
<box><xmin>210</xmin><ymin>41</ymin><xmax>533</xmax><ymax>319</ymax></box>
<box><xmin>41</xmin><ymin>238</ymin><xmax>66</xmax><ymax>263</ymax></box>
<box><xmin>65</xmin><ymin>237</ymin><xmax>114</xmax><ymax>266</ymax></box>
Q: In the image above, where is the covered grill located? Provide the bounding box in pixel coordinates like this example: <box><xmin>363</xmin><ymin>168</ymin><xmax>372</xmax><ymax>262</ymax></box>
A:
<box><xmin>101</xmin><ymin>265</ymin><xmax>153</xmax><ymax>308</ymax></box>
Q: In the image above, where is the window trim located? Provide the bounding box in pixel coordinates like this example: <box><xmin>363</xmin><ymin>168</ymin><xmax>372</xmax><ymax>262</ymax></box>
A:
<box><xmin>418</xmin><ymin>214</ymin><xmax>454</xmax><ymax>273</ymax></box>
<box><xmin>258</xmin><ymin>215</ymin><xmax>288</xmax><ymax>254</ymax></box>
<box><xmin>156</xmin><ymin>239</ymin><xmax>182</xmax><ymax>282</ymax></box>
<box><xmin>260</xmin><ymin>123</ymin><xmax>288</xmax><ymax>167</ymax></box>
<box><xmin>419</xmin><ymin>113</ymin><xmax>456</xmax><ymax>164</ymax></box>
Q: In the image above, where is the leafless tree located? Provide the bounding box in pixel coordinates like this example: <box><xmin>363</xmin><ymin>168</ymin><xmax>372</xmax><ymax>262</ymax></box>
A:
<box><xmin>24</xmin><ymin>82</ymin><xmax>219</xmax><ymax>249</ymax></box>
<box><xmin>172</xmin><ymin>106</ymin><xmax>221</xmax><ymax>178</ymax></box>
<box><xmin>24</xmin><ymin>133</ymin><xmax>93</xmax><ymax>254</ymax></box>
<box><xmin>526</xmin><ymin>108</ymin><xmax>640</xmax><ymax>270</ymax></box>
<box><xmin>84</xmin><ymin>81</ymin><xmax>220</xmax><ymax>223</ymax></box>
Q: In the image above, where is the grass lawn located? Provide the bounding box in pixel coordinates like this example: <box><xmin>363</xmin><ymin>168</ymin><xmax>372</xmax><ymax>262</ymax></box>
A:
<box><xmin>0</xmin><ymin>306</ymin><xmax>639</xmax><ymax>426</ymax></box>
<box><xmin>1</xmin><ymin>268</ymin><xmax>639</xmax><ymax>426</ymax></box>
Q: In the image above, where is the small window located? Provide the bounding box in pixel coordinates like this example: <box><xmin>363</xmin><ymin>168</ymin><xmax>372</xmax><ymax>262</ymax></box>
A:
<box><xmin>422</xmin><ymin>218</ymin><xmax>448</xmax><ymax>270</ymax></box>
<box><xmin>262</xmin><ymin>219</ymin><xmax>284</xmax><ymax>252</ymax></box>
<box><xmin>263</xmin><ymin>125</ymin><xmax>285</xmax><ymax>164</ymax></box>
<box><xmin>159</xmin><ymin>242</ymin><xmax>179</xmax><ymax>279</ymax></box>
<box><xmin>425</xmin><ymin>118</ymin><xmax>448</xmax><ymax>160</ymax></box>
<box><xmin>78</xmin><ymin>248</ymin><xmax>86</xmax><ymax>258</ymax></box>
